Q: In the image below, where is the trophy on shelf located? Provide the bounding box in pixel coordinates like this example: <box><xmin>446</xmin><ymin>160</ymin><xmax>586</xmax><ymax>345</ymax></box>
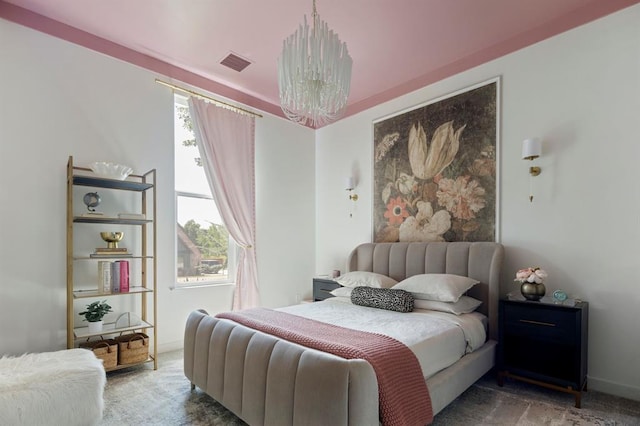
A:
<box><xmin>91</xmin><ymin>232</ymin><xmax>131</xmax><ymax>257</ymax></box>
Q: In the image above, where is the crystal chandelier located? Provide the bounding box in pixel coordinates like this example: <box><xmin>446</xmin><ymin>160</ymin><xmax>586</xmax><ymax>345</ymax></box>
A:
<box><xmin>277</xmin><ymin>0</ymin><xmax>352</xmax><ymax>127</ymax></box>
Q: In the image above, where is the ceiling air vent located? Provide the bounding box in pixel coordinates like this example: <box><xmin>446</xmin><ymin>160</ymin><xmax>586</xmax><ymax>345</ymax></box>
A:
<box><xmin>220</xmin><ymin>53</ymin><xmax>252</xmax><ymax>72</ymax></box>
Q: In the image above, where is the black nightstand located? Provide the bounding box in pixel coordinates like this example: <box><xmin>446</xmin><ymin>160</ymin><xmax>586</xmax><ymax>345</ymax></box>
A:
<box><xmin>498</xmin><ymin>299</ymin><xmax>589</xmax><ymax>407</ymax></box>
<box><xmin>312</xmin><ymin>278</ymin><xmax>341</xmax><ymax>301</ymax></box>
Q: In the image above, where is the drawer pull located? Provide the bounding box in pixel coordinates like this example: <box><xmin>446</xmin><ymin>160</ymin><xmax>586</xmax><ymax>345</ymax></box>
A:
<box><xmin>519</xmin><ymin>319</ymin><xmax>556</xmax><ymax>327</ymax></box>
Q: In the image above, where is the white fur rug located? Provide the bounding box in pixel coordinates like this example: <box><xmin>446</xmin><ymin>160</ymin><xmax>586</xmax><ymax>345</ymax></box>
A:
<box><xmin>0</xmin><ymin>348</ymin><xmax>106</xmax><ymax>426</ymax></box>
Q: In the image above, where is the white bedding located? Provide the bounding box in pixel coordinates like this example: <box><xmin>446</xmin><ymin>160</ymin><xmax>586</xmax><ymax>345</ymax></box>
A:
<box><xmin>279</xmin><ymin>298</ymin><xmax>487</xmax><ymax>379</ymax></box>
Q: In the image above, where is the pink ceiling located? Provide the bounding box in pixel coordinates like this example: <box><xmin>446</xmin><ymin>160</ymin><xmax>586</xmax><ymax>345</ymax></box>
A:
<box><xmin>1</xmin><ymin>0</ymin><xmax>638</xmax><ymax>127</ymax></box>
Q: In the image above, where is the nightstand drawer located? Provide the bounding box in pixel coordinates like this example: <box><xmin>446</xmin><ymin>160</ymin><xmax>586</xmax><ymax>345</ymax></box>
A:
<box><xmin>313</xmin><ymin>278</ymin><xmax>341</xmax><ymax>301</ymax></box>
<box><xmin>503</xmin><ymin>303</ymin><xmax>576</xmax><ymax>342</ymax></box>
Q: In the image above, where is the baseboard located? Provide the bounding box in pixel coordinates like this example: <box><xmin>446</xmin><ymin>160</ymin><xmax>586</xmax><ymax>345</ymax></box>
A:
<box><xmin>157</xmin><ymin>340</ymin><xmax>183</xmax><ymax>354</ymax></box>
<box><xmin>588</xmin><ymin>375</ymin><xmax>640</xmax><ymax>401</ymax></box>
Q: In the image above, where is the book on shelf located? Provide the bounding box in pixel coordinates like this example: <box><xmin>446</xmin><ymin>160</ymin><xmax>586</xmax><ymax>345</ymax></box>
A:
<box><xmin>90</xmin><ymin>252</ymin><xmax>133</xmax><ymax>258</ymax></box>
<box><xmin>118</xmin><ymin>213</ymin><xmax>146</xmax><ymax>220</ymax></box>
<box><xmin>94</xmin><ymin>247</ymin><xmax>129</xmax><ymax>254</ymax></box>
<box><xmin>80</xmin><ymin>212</ymin><xmax>105</xmax><ymax>217</ymax></box>
<box><xmin>98</xmin><ymin>261</ymin><xmax>111</xmax><ymax>294</ymax></box>
<box><xmin>118</xmin><ymin>260</ymin><xmax>130</xmax><ymax>292</ymax></box>
<box><xmin>95</xmin><ymin>247</ymin><xmax>128</xmax><ymax>253</ymax></box>
<box><xmin>97</xmin><ymin>260</ymin><xmax>129</xmax><ymax>294</ymax></box>
<box><xmin>79</xmin><ymin>215</ymin><xmax>119</xmax><ymax>220</ymax></box>
<box><xmin>110</xmin><ymin>262</ymin><xmax>121</xmax><ymax>293</ymax></box>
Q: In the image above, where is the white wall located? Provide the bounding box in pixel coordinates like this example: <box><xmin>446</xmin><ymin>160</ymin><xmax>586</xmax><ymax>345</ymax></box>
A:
<box><xmin>316</xmin><ymin>5</ymin><xmax>640</xmax><ymax>400</ymax></box>
<box><xmin>0</xmin><ymin>18</ymin><xmax>315</xmax><ymax>354</ymax></box>
<box><xmin>256</xmin><ymin>118</ymin><xmax>316</xmax><ymax>307</ymax></box>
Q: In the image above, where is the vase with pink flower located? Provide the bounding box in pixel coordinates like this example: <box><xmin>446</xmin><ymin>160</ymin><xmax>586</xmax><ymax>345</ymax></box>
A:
<box><xmin>514</xmin><ymin>267</ymin><xmax>548</xmax><ymax>301</ymax></box>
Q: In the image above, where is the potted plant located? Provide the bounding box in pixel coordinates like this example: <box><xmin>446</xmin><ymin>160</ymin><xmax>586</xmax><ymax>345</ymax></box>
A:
<box><xmin>79</xmin><ymin>300</ymin><xmax>113</xmax><ymax>333</ymax></box>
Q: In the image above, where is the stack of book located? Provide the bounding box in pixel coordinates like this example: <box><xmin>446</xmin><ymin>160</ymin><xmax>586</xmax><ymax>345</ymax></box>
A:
<box><xmin>90</xmin><ymin>247</ymin><xmax>132</xmax><ymax>258</ymax></box>
<box><xmin>98</xmin><ymin>260</ymin><xmax>130</xmax><ymax>294</ymax></box>
<box><xmin>80</xmin><ymin>212</ymin><xmax>105</xmax><ymax>217</ymax></box>
<box><xmin>118</xmin><ymin>213</ymin><xmax>145</xmax><ymax>220</ymax></box>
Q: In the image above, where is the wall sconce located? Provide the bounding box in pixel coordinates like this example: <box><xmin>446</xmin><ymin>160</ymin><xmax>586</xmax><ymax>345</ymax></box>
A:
<box><xmin>345</xmin><ymin>177</ymin><xmax>358</xmax><ymax>201</ymax></box>
<box><xmin>522</xmin><ymin>138</ymin><xmax>542</xmax><ymax>202</ymax></box>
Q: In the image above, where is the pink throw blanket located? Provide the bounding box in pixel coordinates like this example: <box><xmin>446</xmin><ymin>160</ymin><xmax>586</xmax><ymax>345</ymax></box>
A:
<box><xmin>217</xmin><ymin>308</ymin><xmax>433</xmax><ymax>426</ymax></box>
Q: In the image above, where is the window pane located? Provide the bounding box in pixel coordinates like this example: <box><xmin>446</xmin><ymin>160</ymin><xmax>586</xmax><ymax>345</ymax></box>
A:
<box><xmin>177</xmin><ymin>195</ymin><xmax>230</xmax><ymax>284</ymax></box>
<box><xmin>174</xmin><ymin>102</ymin><xmax>211</xmax><ymax>196</ymax></box>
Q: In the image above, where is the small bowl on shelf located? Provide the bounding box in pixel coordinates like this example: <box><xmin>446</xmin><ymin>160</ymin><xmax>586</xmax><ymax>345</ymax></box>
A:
<box><xmin>100</xmin><ymin>231</ymin><xmax>124</xmax><ymax>248</ymax></box>
<box><xmin>89</xmin><ymin>162</ymin><xmax>133</xmax><ymax>180</ymax></box>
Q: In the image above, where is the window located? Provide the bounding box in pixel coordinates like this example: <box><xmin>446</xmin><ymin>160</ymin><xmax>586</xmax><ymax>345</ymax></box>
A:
<box><xmin>175</xmin><ymin>95</ymin><xmax>236</xmax><ymax>286</ymax></box>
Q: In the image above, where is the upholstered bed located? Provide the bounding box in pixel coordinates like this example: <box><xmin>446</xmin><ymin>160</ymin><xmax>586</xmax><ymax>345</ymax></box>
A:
<box><xmin>184</xmin><ymin>241</ymin><xmax>503</xmax><ymax>425</ymax></box>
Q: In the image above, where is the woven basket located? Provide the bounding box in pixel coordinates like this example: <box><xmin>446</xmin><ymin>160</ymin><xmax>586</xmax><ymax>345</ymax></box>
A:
<box><xmin>115</xmin><ymin>333</ymin><xmax>149</xmax><ymax>365</ymax></box>
<box><xmin>79</xmin><ymin>339</ymin><xmax>118</xmax><ymax>369</ymax></box>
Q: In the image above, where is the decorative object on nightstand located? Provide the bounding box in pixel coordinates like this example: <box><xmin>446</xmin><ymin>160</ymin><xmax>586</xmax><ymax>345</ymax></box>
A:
<box><xmin>312</xmin><ymin>278</ymin><xmax>342</xmax><ymax>301</ymax></box>
<box><xmin>514</xmin><ymin>266</ymin><xmax>547</xmax><ymax>301</ymax></box>
<box><xmin>498</xmin><ymin>299</ymin><xmax>589</xmax><ymax>408</ymax></box>
<box><xmin>553</xmin><ymin>289</ymin><xmax>568</xmax><ymax>304</ymax></box>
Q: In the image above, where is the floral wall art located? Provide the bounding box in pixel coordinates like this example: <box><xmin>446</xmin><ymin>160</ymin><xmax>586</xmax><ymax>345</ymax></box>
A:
<box><xmin>373</xmin><ymin>78</ymin><xmax>499</xmax><ymax>243</ymax></box>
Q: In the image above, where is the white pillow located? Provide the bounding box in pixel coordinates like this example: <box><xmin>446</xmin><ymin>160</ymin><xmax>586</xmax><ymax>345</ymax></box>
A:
<box><xmin>328</xmin><ymin>296</ymin><xmax>352</xmax><ymax>304</ymax></box>
<box><xmin>330</xmin><ymin>287</ymin><xmax>353</xmax><ymax>298</ymax></box>
<box><xmin>392</xmin><ymin>274</ymin><xmax>479</xmax><ymax>302</ymax></box>
<box><xmin>335</xmin><ymin>271</ymin><xmax>398</xmax><ymax>289</ymax></box>
<box><xmin>414</xmin><ymin>296</ymin><xmax>482</xmax><ymax>315</ymax></box>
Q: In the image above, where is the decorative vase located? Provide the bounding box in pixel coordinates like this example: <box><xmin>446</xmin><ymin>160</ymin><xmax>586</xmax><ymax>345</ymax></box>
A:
<box><xmin>88</xmin><ymin>320</ymin><xmax>104</xmax><ymax>333</ymax></box>
<box><xmin>520</xmin><ymin>282</ymin><xmax>546</xmax><ymax>301</ymax></box>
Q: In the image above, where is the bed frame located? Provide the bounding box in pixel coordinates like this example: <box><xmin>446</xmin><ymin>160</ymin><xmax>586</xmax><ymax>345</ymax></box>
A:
<box><xmin>184</xmin><ymin>241</ymin><xmax>503</xmax><ymax>425</ymax></box>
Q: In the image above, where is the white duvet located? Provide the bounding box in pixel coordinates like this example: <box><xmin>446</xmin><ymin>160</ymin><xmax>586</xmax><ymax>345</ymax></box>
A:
<box><xmin>279</xmin><ymin>298</ymin><xmax>487</xmax><ymax>379</ymax></box>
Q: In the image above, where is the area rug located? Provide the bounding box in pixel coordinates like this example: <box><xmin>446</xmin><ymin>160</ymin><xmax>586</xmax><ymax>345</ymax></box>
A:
<box><xmin>100</xmin><ymin>350</ymin><xmax>640</xmax><ymax>425</ymax></box>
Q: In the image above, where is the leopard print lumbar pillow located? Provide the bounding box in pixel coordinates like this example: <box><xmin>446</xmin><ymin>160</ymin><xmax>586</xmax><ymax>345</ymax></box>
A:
<box><xmin>350</xmin><ymin>286</ymin><xmax>414</xmax><ymax>312</ymax></box>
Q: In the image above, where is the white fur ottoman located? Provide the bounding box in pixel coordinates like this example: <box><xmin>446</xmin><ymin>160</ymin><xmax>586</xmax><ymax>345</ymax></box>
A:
<box><xmin>0</xmin><ymin>348</ymin><xmax>106</xmax><ymax>426</ymax></box>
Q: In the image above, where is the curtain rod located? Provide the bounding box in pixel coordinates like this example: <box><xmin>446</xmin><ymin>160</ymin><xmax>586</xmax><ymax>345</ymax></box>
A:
<box><xmin>155</xmin><ymin>79</ymin><xmax>263</xmax><ymax>118</ymax></box>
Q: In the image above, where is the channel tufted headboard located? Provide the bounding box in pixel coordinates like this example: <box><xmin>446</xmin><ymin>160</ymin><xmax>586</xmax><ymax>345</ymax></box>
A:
<box><xmin>347</xmin><ymin>242</ymin><xmax>504</xmax><ymax>340</ymax></box>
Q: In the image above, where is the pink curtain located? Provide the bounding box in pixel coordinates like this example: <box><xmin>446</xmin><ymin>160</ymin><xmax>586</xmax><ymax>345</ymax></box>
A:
<box><xmin>188</xmin><ymin>98</ymin><xmax>260</xmax><ymax>310</ymax></box>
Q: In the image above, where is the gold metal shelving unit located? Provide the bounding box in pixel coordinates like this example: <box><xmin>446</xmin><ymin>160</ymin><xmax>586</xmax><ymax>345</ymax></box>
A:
<box><xmin>66</xmin><ymin>155</ymin><xmax>157</xmax><ymax>371</ymax></box>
